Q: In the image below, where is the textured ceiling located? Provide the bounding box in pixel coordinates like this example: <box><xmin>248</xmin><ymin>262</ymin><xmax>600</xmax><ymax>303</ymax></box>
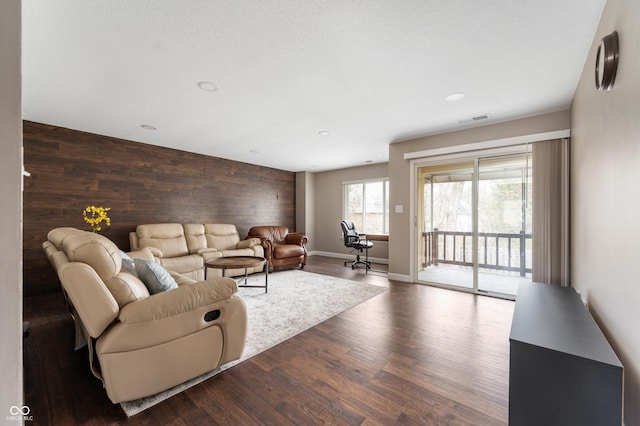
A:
<box><xmin>22</xmin><ymin>0</ymin><xmax>606</xmax><ymax>172</ymax></box>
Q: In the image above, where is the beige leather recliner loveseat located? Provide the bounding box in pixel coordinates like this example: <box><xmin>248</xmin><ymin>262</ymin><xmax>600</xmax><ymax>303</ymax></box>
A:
<box><xmin>129</xmin><ymin>223</ymin><xmax>264</xmax><ymax>280</ymax></box>
<box><xmin>43</xmin><ymin>227</ymin><xmax>247</xmax><ymax>403</ymax></box>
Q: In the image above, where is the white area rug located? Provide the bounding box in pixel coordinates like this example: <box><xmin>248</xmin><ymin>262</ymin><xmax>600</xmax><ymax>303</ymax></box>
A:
<box><xmin>121</xmin><ymin>270</ymin><xmax>387</xmax><ymax>416</ymax></box>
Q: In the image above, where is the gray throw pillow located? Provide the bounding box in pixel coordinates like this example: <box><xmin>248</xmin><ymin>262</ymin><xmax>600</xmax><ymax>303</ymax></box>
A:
<box><xmin>119</xmin><ymin>250</ymin><xmax>138</xmax><ymax>277</ymax></box>
<box><xmin>134</xmin><ymin>258</ymin><xmax>178</xmax><ymax>294</ymax></box>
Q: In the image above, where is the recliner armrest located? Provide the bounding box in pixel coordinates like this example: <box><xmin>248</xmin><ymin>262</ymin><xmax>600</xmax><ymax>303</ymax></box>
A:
<box><xmin>236</xmin><ymin>237</ymin><xmax>261</xmax><ymax>249</ymax></box>
<box><xmin>197</xmin><ymin>247</ymin><xmax>218</xmax><ymax>254</ymax></box>
<box><xmin>126</xmin><ymin>247</ymin><xmax>157</xmax><ymax>261</ymax></box>
<box><xmin>118</xmin><ymin>278</ymin><xmax>237</xmax><ymax>323</ymax></box>
<box><xmin>150</xmin><ymin>247</ymin><xmax>163</xmax><ymax>257</ymax></box>
<box><xmin>129</xmin><ymin>231</ymin><xmax>140</xmax><ymax>251</ymax></box>
<box><xmin>136</xmin><ymin>246</ymin><xmax>164</xmax><ymax>258</ymax></box>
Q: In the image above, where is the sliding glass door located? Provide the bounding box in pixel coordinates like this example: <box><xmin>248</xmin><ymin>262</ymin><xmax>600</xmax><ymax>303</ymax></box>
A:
<box><xmin>416</xmin><ymin>151</ymin><xmax>532</xmax><ymax>298</ymax></box>
<box><xmin>418</xmin><ymin>161</ymin><xmax>474</xmax><ymax>290</ymax></box>
<box><xmin>477</xmin><ymin>155</ymin><xmax>532</xmax><ymax>295</ymax></box>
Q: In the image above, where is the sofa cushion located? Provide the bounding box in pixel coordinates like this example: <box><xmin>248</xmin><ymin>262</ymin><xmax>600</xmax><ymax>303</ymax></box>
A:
<box><xmin>159</xmin><ymin>254</ymin><xmax>204</xmax><ymax>275</ymax></box>
<box><xmin>63</xmin><ymin>231</ymin><xmax>121</xmax><ymax>282</ymax></box>
<box><xmin>204</xmin><ymin>223</ymin><xmax>242</xmax><ymax>250</ymax></box>
<box><xmin>221</xmin><ymin>248</ymin><xmax>253</xmax><ymax>257</ymax></box>
<box><xmin>134</xmin><ymin>258</ymin><xmax>179</xmax><ymax>294</ymax></box>
<box><xmin>47</xmin><ymin>227</ymin><xmax>85</xmax><ymax>249</ymax></box>
<box><xmin>105</xmin><ymin>272</ymin><xmax>150</xmax><ymax>308</ymax></box>
<box><xmin>273</xmin><ymin>244</ymin><xmax>305</xmax><ymax>259</ymax></box>
<box><xmin>183</xmin><ymin>223</ymin><xmax>207</xmax><ymax>254</ymax></box>
<box><xmin>136</xmin><ymin>223</ymin><xmax>189</xmax><ymax>258</ymax></box>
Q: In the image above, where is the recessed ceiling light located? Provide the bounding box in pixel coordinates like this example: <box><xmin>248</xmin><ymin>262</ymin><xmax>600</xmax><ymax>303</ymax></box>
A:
<box><xmin>445</xmin><ymin>93</ymin><xmax>465</xmax><ymax>102</ymax></box>
<box><xmin>140</xmin><ymin>124</ymin><xmax>156</xmax><ymax>130</ymax></box>
<box><xmin>197</xmin><ymin>81</ymin><xmax>218</xmax><ymax>92</ymax></box>
<box><xmin>318</xmin><ymin>131</ymin><xmax>330</xmax><ymax>136</ymax></box>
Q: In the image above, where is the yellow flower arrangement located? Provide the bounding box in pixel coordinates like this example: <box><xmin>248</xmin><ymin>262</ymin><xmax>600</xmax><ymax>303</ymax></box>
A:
<box><xmin>83</xmin><ymin>205</ymin><xmax>111</xmax><ymax>233</ymax></box>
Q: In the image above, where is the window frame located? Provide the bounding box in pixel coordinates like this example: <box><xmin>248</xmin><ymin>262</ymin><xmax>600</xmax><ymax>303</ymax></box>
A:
<box><xmin>342</xmin><ymin>177</ymin><xmax>389</xmax><ymax>236</ymax></box>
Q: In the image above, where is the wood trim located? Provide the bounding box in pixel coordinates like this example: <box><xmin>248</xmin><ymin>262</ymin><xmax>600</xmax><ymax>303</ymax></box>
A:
<box><xmin>364</xmin><ymin>234</ymin><xmax>388</xmax><ymax>241</ymax></box>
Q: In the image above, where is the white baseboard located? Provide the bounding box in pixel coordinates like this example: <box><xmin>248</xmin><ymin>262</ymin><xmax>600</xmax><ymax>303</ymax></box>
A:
<box><xmin>309</xmin><ymin>250</ymin><xmax>389</xmax><ymax>265</ymax></box>
<box><xmin>387</xmin><ymin>273</ymin><xmax>412</xmax><ymax>283</ymax></box>
<box><xmin>309</xmin><ymin>252</ymin><xmax>412</xmax><ymax>282</ymax></box>
<box><xmin>308</xmin><ymin>250</ymin><xmax>346</xmax><ymax>259</ymax></box>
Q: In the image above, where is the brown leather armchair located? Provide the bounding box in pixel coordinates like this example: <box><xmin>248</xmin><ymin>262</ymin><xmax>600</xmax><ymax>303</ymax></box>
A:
<box><xmin>247</xmin><ymin>226</ymin><xmax>308</xmax><ymax>272</ymax></box>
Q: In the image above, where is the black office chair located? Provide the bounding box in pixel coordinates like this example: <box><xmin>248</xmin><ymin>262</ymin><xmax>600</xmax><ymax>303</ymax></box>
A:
<box><xmin>340</xmin><ymin>220</ymin><xmax>374</xmax><ymax>270</ymax></box>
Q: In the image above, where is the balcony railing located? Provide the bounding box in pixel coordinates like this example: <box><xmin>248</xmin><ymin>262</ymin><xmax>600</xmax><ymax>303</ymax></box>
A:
<box><xmin>423</xmin><ymin>229</ymin><xmax>532</xmax><ymax>276</ymax></box>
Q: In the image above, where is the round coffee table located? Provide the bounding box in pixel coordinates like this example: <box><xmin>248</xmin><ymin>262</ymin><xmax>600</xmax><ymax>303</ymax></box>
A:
<box><xmin>205</xmin><ymin>256</ymin><xmax>268</xmax><ymax>293</ymax></box>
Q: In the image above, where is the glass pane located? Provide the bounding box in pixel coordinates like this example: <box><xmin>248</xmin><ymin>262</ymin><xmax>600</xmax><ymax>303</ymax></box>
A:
<box><xmin>477</xmin><ymin>154</ymin><xmax>532</xmax><ymax>296</ymax></box>
<box><xmin>365</xmin><ymin>181</ymin><xmax>384</xmax><ymax>234</ymax></box>
<box><xmin>417</xmin><ymin>161</ymin><xmax>474</xmax><ymax>290</ymax></box>
<box><xmin>345</xmin><ymin>183</ymin><xmax>364</xmax><ymax>231</ymax></box>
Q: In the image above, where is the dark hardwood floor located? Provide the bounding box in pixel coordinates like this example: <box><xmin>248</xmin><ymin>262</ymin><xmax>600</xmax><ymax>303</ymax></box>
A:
<box><xmin>23</xmin><ymin>256</ymin><xmax>514</xmax><ymax>425</ymax></box>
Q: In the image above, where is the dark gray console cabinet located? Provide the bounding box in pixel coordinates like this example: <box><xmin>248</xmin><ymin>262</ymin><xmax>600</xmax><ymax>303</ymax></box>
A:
<box><xmin>509</xmin><ymin>282</ymin><xmax>623</xmax><ymax>426</ymax></box>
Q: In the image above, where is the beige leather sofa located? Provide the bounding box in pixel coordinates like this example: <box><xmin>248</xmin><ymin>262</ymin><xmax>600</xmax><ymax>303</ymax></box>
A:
<box><xmin>129</xmin><ymin>223</ymin><xmax>264</xmax><ymax>280</ymax></box>
<box><xmin>43</xmin><ymin>227</ymin><xmax>247</xmax><ymax>403</ymax></box>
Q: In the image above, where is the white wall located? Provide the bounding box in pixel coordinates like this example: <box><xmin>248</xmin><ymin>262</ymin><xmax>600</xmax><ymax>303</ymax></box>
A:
<box><xmin>0</xmin><ymin>0</ymin><xmax>24</xmax><ymax>419</ymax></box>
<box><xmin>312</xmin><ymin>163</ymin><xmax>389</xmax><ymax>260</ymax></box>
<box><xmin>296</xmin><ymin>171</ymin><xmax>316</xmax><ymax>251</ymax></box>
<box><xmin>571</xmin><ymin>0</ymin><xmax>640</xmax><ymax>423</ymax></box>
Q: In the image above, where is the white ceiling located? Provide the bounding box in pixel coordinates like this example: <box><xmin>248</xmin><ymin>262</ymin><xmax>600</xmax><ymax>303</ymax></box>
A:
<box><xmin>22</xmin><ymin>0</ymin><xmax>606</xmax><ymax>172</ymax></box>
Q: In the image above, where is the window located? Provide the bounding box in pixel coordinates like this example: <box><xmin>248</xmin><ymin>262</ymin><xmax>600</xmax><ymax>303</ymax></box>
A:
<box><xmin>343</xmin><ymin>178</ymin><xmax>389</xmax><ymax>234</ymax></box>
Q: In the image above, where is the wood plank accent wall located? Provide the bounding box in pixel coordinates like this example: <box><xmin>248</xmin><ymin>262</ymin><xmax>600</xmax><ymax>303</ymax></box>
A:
<box><xmin>23</xmin><ymin>121</ymin><xmax>296</xmax><ymax>296</ymax></box>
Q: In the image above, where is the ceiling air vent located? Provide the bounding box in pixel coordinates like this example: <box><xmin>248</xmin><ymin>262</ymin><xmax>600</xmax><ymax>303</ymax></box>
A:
<box><xmin>458</xmin><ymin>113</ymin><xmax>490</xmax><ymax>125</ymax></box>
<box><xmin>471</xmin><ymin>114</ymin><xmax>490</xmax><ymax>121</ymax></box>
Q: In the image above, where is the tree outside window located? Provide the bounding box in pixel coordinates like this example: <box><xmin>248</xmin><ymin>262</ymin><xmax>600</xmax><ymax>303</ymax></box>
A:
<box><xmin>344</xmin><ymin>179</ymin><xmax>389</xmax><ymax>234</ymax></box>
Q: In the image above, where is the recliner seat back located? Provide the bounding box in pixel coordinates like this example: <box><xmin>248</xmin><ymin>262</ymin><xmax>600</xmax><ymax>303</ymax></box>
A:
<box><xmin>204</xmin><ymin>223</ymin><xmax>242</xmax><ymax>250</ymax></box>
<box><xmin>135</xmin><ymin>223</ymin><xmax>189</xmax><ymax>258</ymax></box>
